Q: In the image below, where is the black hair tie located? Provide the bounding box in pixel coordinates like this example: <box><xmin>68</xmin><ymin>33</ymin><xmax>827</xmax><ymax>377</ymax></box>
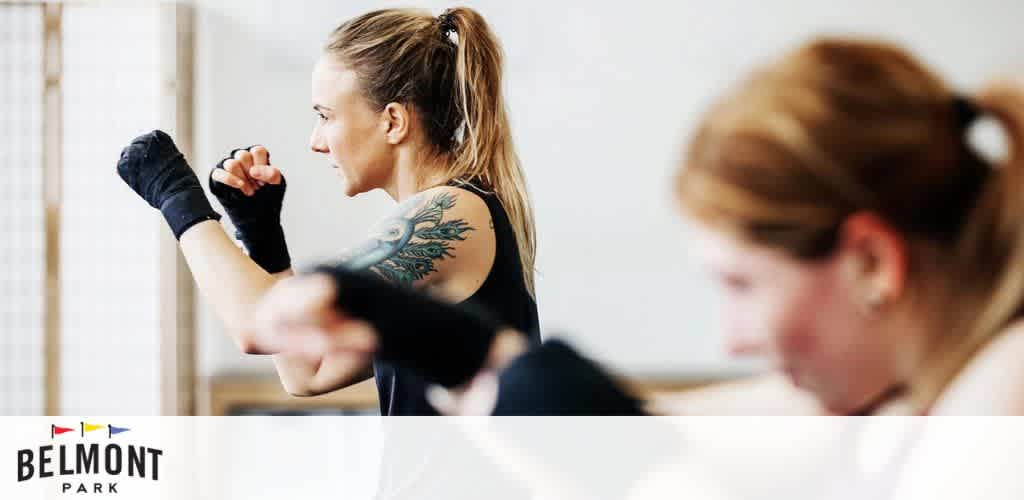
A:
<box><xmin>437</xmin><ymin>11</ymin><xmax>456</xmax><ymax>36</ymax></box>
<box><xmin>952</xmin><ymin>94</ymin><xmax>980</xmax><ymax>129</ymax></box>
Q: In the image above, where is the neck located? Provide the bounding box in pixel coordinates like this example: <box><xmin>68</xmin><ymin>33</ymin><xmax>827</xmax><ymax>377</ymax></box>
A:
<box><xmin>887</xmin><ymin>301</ymin><xmax>947</xmax><ymax>390</ymax></box>
<box><xmin>888</xmin><ymin>248</ymin><xmax>968</xmax><ymax>390</ymax></box>
<box><xmin>383</xmin><ymin>146</ymin><xmax>450</xmax><ymax>202</ymax></box>
<box><xmin>831</xmin><ymin>304</ymin><xmax>939</xmax><ymax>415</ymax></box>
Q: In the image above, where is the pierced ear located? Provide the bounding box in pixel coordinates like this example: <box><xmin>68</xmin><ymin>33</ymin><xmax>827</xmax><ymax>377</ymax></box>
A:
<box><xmin>382</xmin><ymin>102</ymin><xmax>410</xmax><ymax>145</ymax></box>
<box><xmin>836</xmin><ymin>212</ymin><xmax>908</xmax><ymax>304</ymax></box>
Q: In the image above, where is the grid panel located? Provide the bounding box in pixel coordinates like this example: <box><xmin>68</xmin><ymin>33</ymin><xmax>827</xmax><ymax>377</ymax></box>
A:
<box><xmin>0</xmin><ymin>4</ymin><xmax>45</xmax><ymax>416</ymax></box>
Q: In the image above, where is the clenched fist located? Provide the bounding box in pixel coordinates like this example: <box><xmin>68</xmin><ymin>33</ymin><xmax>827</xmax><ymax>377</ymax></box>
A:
<box><xmin>116</xmin><ymin>130</ymin><xmax>221</xmax><ymax>239</ymax></box>
<box><xmin>209</xmin><ymin>145</ymin><xmax>291</xmax><ymax>273</ymax></box>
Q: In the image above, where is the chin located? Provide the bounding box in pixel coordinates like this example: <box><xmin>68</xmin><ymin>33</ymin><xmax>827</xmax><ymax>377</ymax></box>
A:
<box><xmin>813</xmin><ymin>386</ymin><xmax>864</xmax><ymax>415</ymax></box>
<box><xmin>819</xmin><ymin>398</ymin><xmax>852</xmax><ymax>415</ymax></box>
<box><xmin>333</xmin><ymin>170</ymin><xmax>359</xmax><ymax>197</ymax></box>
<box><xmin>341</xmin><ymin>179</ymin><xmax>363</xmax><ymax>197</ymax></box>
<box><xmin>344</xmin><ymin>185</ymin><xmax>365</xmax><ymax>197</ymax></box>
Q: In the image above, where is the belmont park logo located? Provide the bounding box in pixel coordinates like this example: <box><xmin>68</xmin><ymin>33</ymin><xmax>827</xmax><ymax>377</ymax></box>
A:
<box><xmin>16</xmin><ymin>422</ymin><xmax>162</xmax><ymax>495</ymax></box>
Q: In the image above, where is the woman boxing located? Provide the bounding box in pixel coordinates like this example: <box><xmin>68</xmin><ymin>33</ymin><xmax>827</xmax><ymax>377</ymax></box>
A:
<box><xmin>241</xmin><ymin>37</ymin><xmax>1024</xmax><ymax>417</ymax></box>
<box><xmin>115</xmin><ymin>7</ymin><xmax>539</xmax><ymax>416</ymax></box>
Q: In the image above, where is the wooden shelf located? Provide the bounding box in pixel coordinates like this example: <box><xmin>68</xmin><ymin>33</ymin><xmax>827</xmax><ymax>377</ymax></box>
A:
<box><xmin>202</xmin><ymin>372</ymin><xmax>747</xmax><ymax>416</ymax></box>
<box><xmin>205</xmin><ymin>375</ymin><xmax>379</xmax><ymax>416</ymax></box>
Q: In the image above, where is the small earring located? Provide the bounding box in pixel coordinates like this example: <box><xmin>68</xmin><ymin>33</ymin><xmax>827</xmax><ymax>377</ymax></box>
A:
<box><xmin>862</xmin><ymin>289</ymin><xmax>887</xmax><ymax>315</ymax></box>
<box><xmin>867</xmin><ymin>289</ymin><xmax>882</xmax><ymax>306</ymax></box>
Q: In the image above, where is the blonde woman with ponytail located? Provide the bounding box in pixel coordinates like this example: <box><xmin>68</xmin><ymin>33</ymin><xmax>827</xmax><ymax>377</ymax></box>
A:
<box><xmin>237</xmin><ymin>37</ymin><xmax>1024</xmax><ymax>419</ymax></box>
<box><xmin>115</xmin><ymin>7</ymin><xmax>539</xmax><ymax>416</ymax></box>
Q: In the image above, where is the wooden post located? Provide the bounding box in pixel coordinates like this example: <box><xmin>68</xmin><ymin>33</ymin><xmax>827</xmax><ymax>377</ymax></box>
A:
<box><xmin>158</xmin><ymin>2</ymin><xmax>198</xmax><ymax>416</ymax></box>
<box><xmin>42</xmin><ymin>1</ymin><xmax>62</xmax><ymax>417</ymax></box>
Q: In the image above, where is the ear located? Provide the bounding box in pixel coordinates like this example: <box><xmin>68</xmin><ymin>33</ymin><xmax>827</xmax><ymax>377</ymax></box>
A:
<box><xmin>835</xmin><ymin>212</ymin><xmax>908</xmax><ymax>307</ymax></box>
<box><xmin>381</xmin><ymin>102</ymin><xmax>411</xmax><ymax>145</ymax></box>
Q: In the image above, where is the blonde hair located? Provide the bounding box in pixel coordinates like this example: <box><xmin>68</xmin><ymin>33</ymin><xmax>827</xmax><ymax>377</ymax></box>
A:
<box><xmin>676</xmin><ymin>37</ymin><xmax>1024</xmax><ymax>410</ymax></box>
<box><xmin>325</xmin><ymin>7</ymin><xmax>536</xmax><ymax>296</ymax></box>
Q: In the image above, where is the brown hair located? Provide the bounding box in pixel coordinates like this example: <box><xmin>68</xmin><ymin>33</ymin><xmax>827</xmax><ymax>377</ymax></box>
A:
<box><xmin>676</xmin><ymin>37</ymin><xmax>1024</xmax><ymax>409</ymax></box>
<box><xmin>325</xmin><ymin>7</ymin><xmax>536</xmax><ymax>295</ymax></box>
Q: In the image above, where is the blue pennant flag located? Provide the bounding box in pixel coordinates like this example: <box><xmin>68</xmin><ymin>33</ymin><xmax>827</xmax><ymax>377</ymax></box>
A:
<box><xmin>108</xmin><ymin>425</ymin><xmax>131</xmax><ymax>437</ymax></box>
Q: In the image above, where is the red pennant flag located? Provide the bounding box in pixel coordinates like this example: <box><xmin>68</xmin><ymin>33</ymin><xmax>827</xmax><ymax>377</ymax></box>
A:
<box><xmin>52</xmin><ymin>425</ymin><xmax>74</xmax><ymax>438</ymax></box>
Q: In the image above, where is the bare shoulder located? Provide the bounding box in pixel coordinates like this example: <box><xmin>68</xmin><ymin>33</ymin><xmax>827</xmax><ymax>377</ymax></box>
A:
<box><xmin>339</xmin><ymin>185</ymin><xmax>495</xmax><ymax>295</ymax></box>
<box><xmin>409</xmin><ymin>185</ymin><xmax>496</xmax><ymax>298</ymax></box>
<box><xmin>404</xmin><ymin>185</ymin><xmax>492</xmax><ymax>224</ymax></box>
<box><xmin>933</xmin><ymin>320</ymin><xmax>1024</xmax><ymax>415</ymax></box>
<box><xmin>390</xmin><ymin>185</ymin><xmax>494</xmax><ymax>251</ymax></box>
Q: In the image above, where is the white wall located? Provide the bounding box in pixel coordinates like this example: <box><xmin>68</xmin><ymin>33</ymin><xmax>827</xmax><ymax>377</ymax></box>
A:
<box><xmin>61</xmin><ymin>5</ymin><xmax>165</xmax><ymax>414</ymax></box>
<box><xmin>193</xmin><ymin>0</ymin><xmax>1024</xmax><ymax>378</ymax></box>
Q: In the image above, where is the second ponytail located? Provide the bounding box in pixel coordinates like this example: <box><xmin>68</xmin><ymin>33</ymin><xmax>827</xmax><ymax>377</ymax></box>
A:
<box><xmin>915</xmin><ymin>81</ymin><xmax>1024</xmax><ymax>409</ymax></box>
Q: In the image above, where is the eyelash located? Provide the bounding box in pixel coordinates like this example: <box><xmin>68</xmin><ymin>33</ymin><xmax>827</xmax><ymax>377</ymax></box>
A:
<box><xmin>316</xmin><ymin>112</ymin><xmax>327</xmax><ymax>123</ymax></box>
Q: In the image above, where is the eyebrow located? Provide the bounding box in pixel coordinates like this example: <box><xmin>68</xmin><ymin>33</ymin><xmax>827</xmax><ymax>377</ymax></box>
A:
<box><xmin>313</xmin><ymin>104</ymin><xmax>333</xmax><ymax>113</ymax></box>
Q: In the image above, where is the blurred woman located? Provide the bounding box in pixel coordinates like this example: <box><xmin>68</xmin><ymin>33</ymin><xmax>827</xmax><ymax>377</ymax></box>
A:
<box><xmin>671</xmin><ymin>37</ymin><xmax>1024</xmax><ymax>415</ymax></box>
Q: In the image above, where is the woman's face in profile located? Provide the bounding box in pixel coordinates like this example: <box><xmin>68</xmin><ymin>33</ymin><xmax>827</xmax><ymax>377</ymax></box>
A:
<box><xmin>309</xmin><ymin>55</ymin><xmax>393</xmax><ymax>197</ymax></box>
<box><xmin>686</xmin><ymin>218</ymin><xmax>900</xmax><ymax>414</ymax></box>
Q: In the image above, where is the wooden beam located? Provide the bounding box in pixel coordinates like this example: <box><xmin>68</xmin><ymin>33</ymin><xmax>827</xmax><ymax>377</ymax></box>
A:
<box><xmin>206</xmin><ymin>377</ymin><xmax>380</xmax><ymax>416</ymax></box>
<box><xmin>41</xmin><ymin>1</ymin><xmax>62</xmax><ymax>417</ymax></box>
<box><xmin>158</xmin><ymin>2</ymin><xmax>198</xmax><ymax>416</ymax></box>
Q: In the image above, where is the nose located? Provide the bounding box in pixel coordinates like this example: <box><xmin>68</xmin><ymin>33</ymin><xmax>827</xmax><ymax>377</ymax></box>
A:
<box><xmin>309</xmin><ymin>127</ymin><xmax>328</xmax><ymax>154</ymax></box>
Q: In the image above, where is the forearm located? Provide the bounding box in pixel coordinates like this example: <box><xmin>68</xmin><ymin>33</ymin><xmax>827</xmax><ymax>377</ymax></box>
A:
<box><xmin>490</xmin><ymin>340</ymin><xmax>647</xmax><ymax>416</ymax></box>
<box><xmin>317</xmin><ymin>265</ymin><xmax>502</xmax><ymax>388</ymax></box>
<box><xmin>178</xmin><ymin>220</ymin><xmax>278</xmax><ymax>352</ymax></box>
<box><xmin>259</xmin><ymin>283</ymin><xmax>373</xmax><ymax>396</ymax></box>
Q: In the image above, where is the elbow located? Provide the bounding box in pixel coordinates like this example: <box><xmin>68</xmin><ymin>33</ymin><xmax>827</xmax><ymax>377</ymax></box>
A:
<box><xmin>280</xmin><ymin>380</ymin><xmax>318</xmax><ymax>398</ymax></box>
<box><xmin>286</xmin><ymin>388</ymin><xmax>316</xmax><ymax>398</ymax></box>
<box><xmin>218</xmin><ymin>307</ymin><xmax>271</xmax><ymax>355</ymax></box>
<box><xmin>238</xmin><ymin>338</ymin><xmax>263</xmax><ymax>356</ymax></box>
<box><xmin>233</xmin><ymin>330</ymin><xmax>270</xmax><ymax>355</ymax></box>
<box><xmin>278</xmin><ymin>362</ymin><xmax>328</xmax><ymax>397</ymax></box>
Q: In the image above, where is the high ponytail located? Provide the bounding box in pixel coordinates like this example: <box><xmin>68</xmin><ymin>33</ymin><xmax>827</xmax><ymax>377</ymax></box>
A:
<box><xmin>325</xmin><ymin>7</ymin><xmax>537</xmax><ymax>296</ymax></box>
<box><xmin>441</xmin><ymin>7</ymin><xmax>536</xmax><ymax>297</ymax></box>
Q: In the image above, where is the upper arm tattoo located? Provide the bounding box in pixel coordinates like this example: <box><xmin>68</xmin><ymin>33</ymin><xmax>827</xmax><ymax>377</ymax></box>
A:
<box><xmin>340</xmin><ymin>191</ymin><xmax>474</xmax><ymax>286</ymax></box>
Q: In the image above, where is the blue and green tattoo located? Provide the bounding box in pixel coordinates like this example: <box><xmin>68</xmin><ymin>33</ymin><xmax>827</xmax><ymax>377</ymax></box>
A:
<box><xmin>341</xmin><ymin>191</ymin><xmax>474</xmax><ymax>286</ymax></box>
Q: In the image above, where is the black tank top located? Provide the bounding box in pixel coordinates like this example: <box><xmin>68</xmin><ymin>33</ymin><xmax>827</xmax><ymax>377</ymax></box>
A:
<box><xmin>372</xmin><ymin>182</ymin><xmax>541</xmax><ymax>415</ymax></box>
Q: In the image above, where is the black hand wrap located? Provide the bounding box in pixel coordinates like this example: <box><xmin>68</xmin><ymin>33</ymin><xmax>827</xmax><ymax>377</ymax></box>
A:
<box><xmin>314</xmin><ymin>265</ymin><xmax>499</xmax><ymax>388</ymax></box>
<box><xmin>209</xmin><ymin>146</ymin><xmax>290</xmax><ymax>273</ymax></box>
<box><xmin>116</xmin><ymin>130</ymin><xmax>221</xmax><ymax>240</ymax></box>
<box><xmin>493</xmin><ymin>340</ymin><xmax>647</xmax><ymax>416</ymax></box>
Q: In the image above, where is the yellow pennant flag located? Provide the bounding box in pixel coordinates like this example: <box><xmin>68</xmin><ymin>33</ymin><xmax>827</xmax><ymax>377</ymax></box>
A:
<box><xmin>82</xmin><ymin>422</ymin><xmax>106</xmax><ymax>433</ymax></box>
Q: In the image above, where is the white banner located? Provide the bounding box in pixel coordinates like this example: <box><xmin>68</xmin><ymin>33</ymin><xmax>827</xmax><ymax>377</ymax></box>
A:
<box><xmin>2</xmin><ymin>417</ymin><xmax>1022</xmax><ymax>500</ymax></box>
